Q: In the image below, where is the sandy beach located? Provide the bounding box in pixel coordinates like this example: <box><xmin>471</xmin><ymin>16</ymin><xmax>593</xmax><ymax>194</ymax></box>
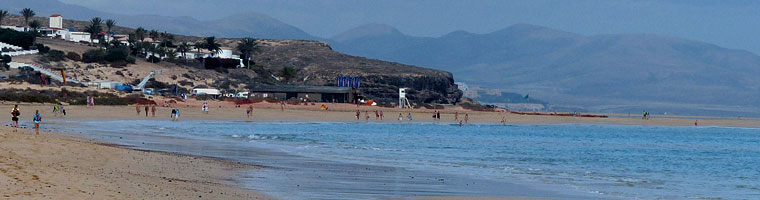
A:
<box><xmin>4</xmin><ymin>101</ymin><xmax>759</xmax><ymax>127</ymax></box>
<box><xmin>1</xmin><ymin>102</ymin><xmax>759</xmax><ymax>199</ymax></box>
<box><xmin>0</xmin><ymin>125</ymin><xmax>268</xmax><ymax>199</ymax></box>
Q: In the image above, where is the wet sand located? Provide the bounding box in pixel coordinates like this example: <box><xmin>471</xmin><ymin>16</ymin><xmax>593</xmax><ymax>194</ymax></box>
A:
<box><xmin>3</xmin><ymin>102</ymin><xmax>758</xmax><ymax>128</ymax></box>
<box><xmin>0</xmin><ymin>126</ymin><xmax>269</xmax><ymax>199</ymax></box>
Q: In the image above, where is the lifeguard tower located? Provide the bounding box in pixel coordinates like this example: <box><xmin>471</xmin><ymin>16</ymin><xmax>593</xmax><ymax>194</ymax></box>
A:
<box><xmin>399</xmin><ymin>88</ymin><xmax>411</xmax><ymax>108</ymax></box>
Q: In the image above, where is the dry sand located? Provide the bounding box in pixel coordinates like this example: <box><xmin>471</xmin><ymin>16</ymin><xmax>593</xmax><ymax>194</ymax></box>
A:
<box><xmin>0</xmin><ymin>101</ymin><xmax>758</xmax><ymax>199</ymax></box>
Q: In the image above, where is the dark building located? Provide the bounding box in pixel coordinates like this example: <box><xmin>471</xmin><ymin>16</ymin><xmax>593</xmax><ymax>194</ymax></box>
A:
<box><xmin>249</xmin><ymin>85</ymin><xmax>358</xmax><ymax>103</ymax></box>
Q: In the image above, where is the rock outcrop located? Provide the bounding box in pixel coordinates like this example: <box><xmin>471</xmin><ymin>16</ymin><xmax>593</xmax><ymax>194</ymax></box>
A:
<box><xmin>250</xmin><ymin>40</ymin><xmax>462</xmax><ymax>104</ymax></box>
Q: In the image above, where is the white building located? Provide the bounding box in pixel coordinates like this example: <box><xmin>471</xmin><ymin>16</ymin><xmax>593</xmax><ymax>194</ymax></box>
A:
<box><xmin>0</xmin><ymin>25</ymin><xmax>26</xmax><ymax>32</ymax></box>
<box><xmin>68</xmin><ymin>31</ymin><xmax>94</xmax><ymax>43</ymax></box>
<box><xmin>192</xmin><ymin>88</ymin><xmax>221</xmax><ymax>95</ymax></box>
<box><xmin>49</xmin><ymin>14</ymin><xmax>63</xmax><ymax>29</ymax></box>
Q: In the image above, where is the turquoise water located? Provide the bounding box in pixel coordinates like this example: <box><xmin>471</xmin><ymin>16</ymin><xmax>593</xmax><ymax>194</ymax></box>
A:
<box><xmin>48</xmin><ymin>121</ymin><xmax>760</xmax><ymax>199</ymax></box>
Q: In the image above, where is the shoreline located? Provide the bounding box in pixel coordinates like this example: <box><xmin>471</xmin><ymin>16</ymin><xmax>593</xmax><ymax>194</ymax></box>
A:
<box><xmin>3</xmin><ymin>103</ymin><xmax>759</xmax><ymax>128</ymax></box>
<box><xmin>2</xmin><ymin>103</ymin><xmax>759</xmax><ymax>199</ymax></box>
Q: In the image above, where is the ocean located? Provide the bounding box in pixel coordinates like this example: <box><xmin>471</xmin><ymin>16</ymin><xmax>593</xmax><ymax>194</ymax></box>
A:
<box><xmin>46</xmin><ymin>120</ymin><xmax>760</xmax><ymax>199</ymax></box>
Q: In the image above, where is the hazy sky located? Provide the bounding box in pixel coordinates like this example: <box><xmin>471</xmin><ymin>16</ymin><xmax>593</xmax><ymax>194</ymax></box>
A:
<box><xmin>58</xmin><ymin>0</ymin><xmax>760</xmax><ymax>53</ymax></box>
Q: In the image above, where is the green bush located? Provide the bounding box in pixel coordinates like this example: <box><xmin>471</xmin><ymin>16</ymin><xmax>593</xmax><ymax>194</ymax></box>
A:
<box><xmin>0</xmin><ymin>29</ymin><xmax>35</xmax><ymax>49</ymax></box>
<box><xmin>105</xmin><ymin>46</ymin><xmax>130</xmax><ymax>63</ymax></box>
<box><xmin>278</xmin><ymin>66</ymin><xmax>297</xmax><ymax>80</ymax></box>
<box><xmin>46</xmin><ymin>50</ymin><xmax>66</xmax><ymax>62</ymax></box>
<box><xmin>1</xmin><ymin>55</ymin><xmax>11</xmax><ymax>70</ymax></box>
<box><xmin>66</xmin><ymin>52</ymin><xmax>81</xmax><ymax>62</ymax></box>
<box><xmin>125</xmin><ymin>56</ymin><xmax>136</xmax><ymax>64</ymax></box>
<box><xmin>148</xmin><ymin>55</ymin><xmax>161</xmax><ymax>63</ymax></box>
<box><xmin>82</xmin><ymin>49</ymin><xmax>106</xmax><ymax>63</ymax></box>
<box><xmin>34</xmin><ymin>43</ymin><xmax>51</xmax><ymax>54</ymax></box>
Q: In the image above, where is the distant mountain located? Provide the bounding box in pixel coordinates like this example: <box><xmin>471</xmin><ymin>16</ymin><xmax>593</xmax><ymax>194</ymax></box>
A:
<box><xmin>0</xmin><ymin>0</ymin><xmax>318</xmax><ymax>40</ymax></box>
<box><xmin>329</xmin><ymin>24</ymin><xmax>431</xmax><ymax>62</ymax></box>
<box><xmin>332</xmin><ymin>23</ymin><xmax>760</xmax><ymax>116</ymax></box>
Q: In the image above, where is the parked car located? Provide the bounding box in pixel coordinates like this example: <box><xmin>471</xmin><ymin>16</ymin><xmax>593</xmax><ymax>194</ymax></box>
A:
<box><xmin>19</xmin><ymin>66</ymin><xmax>34</xmax><ymax>72</ymax></box>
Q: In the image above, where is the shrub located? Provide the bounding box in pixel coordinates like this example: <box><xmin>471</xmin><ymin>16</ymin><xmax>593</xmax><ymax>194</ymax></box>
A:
<box><xmin>0</xmin><ymin>29</ymin><xmax>35</xmax><ymax>49</ymax></box>
<box><xmin>278</xmin><ymin>66</ymin><xmax>297</xmax><ymax>80</ymax></box>
<box><xmin>82</xmin><ymin>49</ymin><xmax>106</xmax><ymax>63</ymax></box>
<box><xmin>66</xmin><ymin>52</ymin><xmax>81</xmax><ymax>62</ymax></box>
<box><xmin>1</xmin><ymin>55</ymin><xmax>11</xmax><ymax>70</ymax></box>
<box><xmin>147</xmin><ymin>55</ymin><xmax>161</xmax><ymax>63</ymax></box>
<box><xmin>125</xmin><ymin>56</ymin><xmax>136</xmax><ymax>64</ymax></box>
<box><xmin>34</xmin><ymin>43</ymin><xmax>50</xmax><ymax>54</ymax></box>
<box><xmin>46</xmin><ymin>50</ymin><xmax>66</xmax><ymax>62</ymax></box>
<box><xmin>105</xmin><ymin>46</ymin><xmax>130</xmax><ymax>63</ymax></box>
<box><xmin>178</xmin><ymin>80</ymin><xmax>194</xmax><ymax>87</ymax></box>
<box><xmin>110</xmin><ymin>61</ymin><xmax>128</xmax><ymax>68</ymax></box>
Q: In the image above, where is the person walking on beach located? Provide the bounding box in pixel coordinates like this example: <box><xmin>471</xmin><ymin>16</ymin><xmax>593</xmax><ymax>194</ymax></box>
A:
<box><xmin>356</xmin><ymin>110</ymin><xmax>361</xmax><ymax>120</ymax></box>
<box><xmin>136</xmin><ymin>104</ymin><xmax>141</xmax><ymax>115</ymax></box>
<box><xmin>380</xmin><ymin>111</ymin><xmax>384</xmax><ymax>120</ymax></box>
<box><xmin>151</xmin><ymin>104</ymin><xmax>156</xmax><ymax>117</ymax></box>
<box><xmin>202</xmin><ymin>102</ymin><xmax>209</xmax><ymax>114</ymax></box>
<box><xmin>247</xmin><ymin>104</ymin><xmax>254</xmax><ymax>118</ymax></box>
<box><xmin>170</xmin><ymin>109</ymin><xmax>181</xmax><ymax>121</ymax></box>
<box><xmin>375</xmin><ymin>110</ymin><xmax>379</xmax><ymax>120</ymax></box>
<box><xmin>436</xmin><ymin>111</ymin><xmax>441</xmax><ymax>120</ymax></box>
<box><xmin>11</xmin><ymin>105</ymin><xmax>20</xmax><ymax>132</ymax></box>
<box><xmin>455</xmin><ymin>112</ymin><xmax>459</xmax><ymax>122</ymax></box>
<box><xmin>144</xmin><ymin>104</ymin><xmax>149</xmax><ymax>117</ymax></box>
<box><xmin>60</xmin><ymin>105</ymin><xmax>66</xmax><ymax>116</ymax></box>
<box><xmin>280</xmin><ymin>101</ymin><xmax>285</xmax><ymax>111</ymax></box>
<box><xmin>398</xmin><ymin>113</ymin><xmax>403</xmax><ymax>121</ymax></box>
<box><xmin>53</xmin><ymin>105</ymin><xmax>59</xmax><ymax>117</ymax></box>
<box><xmin>365</xmin><ymin>111</ymin><xmax>370</xmax><ymax>121</ymax></box>
<box><xmin>464</xmin><ymin>113</ymin><xmax>469</xmax><ymax>124</ymax></box>
<box><xmin>32</xmin><ymin>110</ymin><xmax>41</xmax><ymax>135</ymax></box>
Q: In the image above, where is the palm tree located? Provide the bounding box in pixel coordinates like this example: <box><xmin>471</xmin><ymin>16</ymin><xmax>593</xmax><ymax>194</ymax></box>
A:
<box><xmin>166</xmin><ymin>49</ymin><xmax>177</xmax><ymax>62</ymax></box>
<box><xmin>28</xmin><ymin>20</ymin><xmax>41</xmax><ymax>43</ymax></box>
<box><xmin>84</xmin><ymin>17</ymin><xmax>103</xmax><ymax>45</ymax></box>
<box><xmin>28</xmin><ymin>20</ymin><xmax>41</xmax><ymax>33</ymax></box>
<box><xmin>148</xmin><ymin>30</ymin><xmax>159</xmax><ymax>43</ymax></box>
<box><xmin>177</xmin><ymin>42</ymin><xmax>190</xmax><ymax>59</ymax></box>
<box><xmin>134</xmin><ymin>27</ymin><xmax>147</xmax><ymax>42</ymax></box>
<box><xmin>159</xmin><ymin>31</ymin><xmax>174</xmax><ymax>47</ymax></box>
<box><xmin>203</xmin><ymin>36</ymin><xmax>221</xmax><ymax>57</ymax></box>
<box><xmin>20</xmin><ymin>8</ymin><xmax>35</xmax><ymax>30</ymax></box>
<box><xmin>0</xmin><ymin>10</ymin><xmax>8</xmax><ymax>26</ymax></box>
<box><xmin>236</xmin><ymin>37</ymin><xmax>258</xmax><ymax>69</ymax></box>
<box><xmin>193</xmin><ymin>42</ymin><xmax>204</xmax><ymax>60</ymax></box>
<box><xmin>105</xmin><ymin>19</ymin><xmax>116</xmax><ymax>41</ymax></box>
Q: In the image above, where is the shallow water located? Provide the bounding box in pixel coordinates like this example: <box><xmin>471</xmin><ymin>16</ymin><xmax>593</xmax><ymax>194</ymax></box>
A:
<box><xmin>47</xmin><ymin>120</ymin><xmax>760</xmax><ymax>199</ymax></box>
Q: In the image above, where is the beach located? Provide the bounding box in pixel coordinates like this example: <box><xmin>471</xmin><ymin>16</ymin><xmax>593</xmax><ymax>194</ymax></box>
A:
<box><xmin>0</xmin><ymin>125</ymin><xmax>268</xmax><ymax>199</ymax></box>
<box><xmin>2</xmin><ymin>102</ymin><xmax>760</xmax><ymax>199</ymax></box>
<box><xmin>3</xmin><ymin>102</ymin><xmax>759</xmax><ymax>127</ymax></box>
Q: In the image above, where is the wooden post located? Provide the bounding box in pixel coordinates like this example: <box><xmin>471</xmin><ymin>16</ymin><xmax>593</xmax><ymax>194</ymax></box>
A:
<box><xmin>60</xmin><ymin>69</ymin><xmax>66</xmax><ymax>85</ymax></box>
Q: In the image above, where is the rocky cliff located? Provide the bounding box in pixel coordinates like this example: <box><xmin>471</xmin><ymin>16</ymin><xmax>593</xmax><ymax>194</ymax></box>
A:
<box><xmin>249</xmin><ymin>40</ymin><xmax>462</xmax><ymax>104</ymax></box>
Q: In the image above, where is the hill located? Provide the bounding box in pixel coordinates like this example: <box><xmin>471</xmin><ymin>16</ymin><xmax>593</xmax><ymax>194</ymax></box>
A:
<box><xmin>330</xmin><ymin>23</ymin><xmax>760</xmax><ymax>116</ymax></box>
<box><xmin>0</xmin><ymin>0</ymin><xmax>318</xmax><ymax>40</ymax></box>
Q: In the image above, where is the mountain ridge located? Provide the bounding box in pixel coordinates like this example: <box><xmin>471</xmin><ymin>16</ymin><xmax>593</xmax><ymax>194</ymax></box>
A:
<box><xmin>330</xmin><ymin>23</ymin><xmax>760</xmax><ymax>116</ymax></box>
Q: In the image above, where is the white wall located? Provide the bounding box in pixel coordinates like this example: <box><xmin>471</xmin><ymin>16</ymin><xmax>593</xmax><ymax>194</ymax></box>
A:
<box><xmin>49</xmin><ymin>16</ymin><xmax>63</xmax><ymax>29</ymax></box>
<box><xmin>68</xmin><ymin>32</ymin><xmax>91</xmax><ymax>43</ymax></box>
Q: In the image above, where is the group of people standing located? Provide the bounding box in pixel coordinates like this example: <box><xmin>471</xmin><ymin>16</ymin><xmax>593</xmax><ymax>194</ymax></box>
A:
<box><xmin>353</xmin><ymin>109</ymin><xmax>470</xmax><ymax>125</ymax></box>
<box><xmin>9</xmin><ymin>105</ymin><xmax>42</xmax><ymax>134</ymax></box>
<box><xmin>135</xmin><ymin>104</ymin><xmax>157</xmax><ymax>117</ymax></box>
<box><xmin>355</xmin><ymin>110</ymin><xmax>385</xmax><ymax>121</ymax></box>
